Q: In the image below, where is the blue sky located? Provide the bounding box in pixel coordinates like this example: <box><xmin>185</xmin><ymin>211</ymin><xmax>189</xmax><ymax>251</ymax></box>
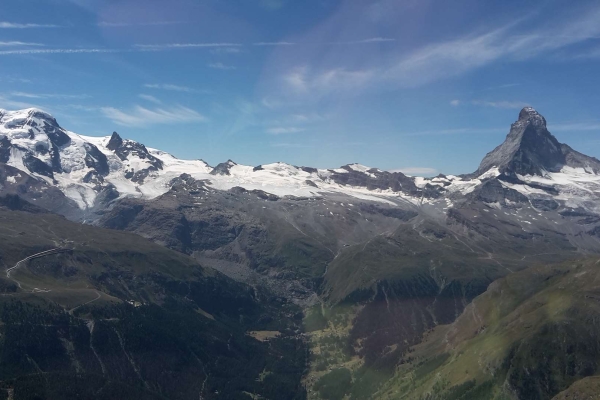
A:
<box><xmin>1</xmin><ymin>0</ymin><xmax>600</xmax><ymax>175</ymax></box>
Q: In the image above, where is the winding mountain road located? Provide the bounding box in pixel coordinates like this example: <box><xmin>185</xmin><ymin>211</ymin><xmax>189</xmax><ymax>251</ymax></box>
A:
<box><xmin>68</xmin><ymin>291</ymin><xmax>102</xmax><ymax>315</ymax></box>
<box><xmin>5</xmin><ymin>248</ymin><xmax>71</xmax><ymax>289</ymax></box>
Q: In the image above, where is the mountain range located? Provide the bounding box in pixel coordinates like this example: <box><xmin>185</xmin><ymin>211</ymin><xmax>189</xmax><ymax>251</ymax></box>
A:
<box><xmin>2</xmin><ymin>106</ymin><xmax>600</xmax><ymax>399</ymax></box>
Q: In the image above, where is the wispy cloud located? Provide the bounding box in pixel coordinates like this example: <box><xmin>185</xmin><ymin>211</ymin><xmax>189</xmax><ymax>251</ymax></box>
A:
<box><xmin>139</xmin><ymin>37</ymin><xmax>396</xmax><ymax>53</ymax></box>
<box><xmin>10</xmin><ymin>92</ymin><xmax>89</xmax><ymax>100</ymax></box>
<box><xmin>253</xmin><ymin>41</ymin><xmax>296</xmax><ymax>46</ymax></box>
<box><xmin>266</xmin><ymin>127</ymin><xmax>305</xmax><ymax>134</ymax></box>
<box><xmin>351</xmin><ymin>37</ymin><xmax>396</xmax><ymax>44</ymax></box>
<box><xmin>0</xmin><ymin>76</ymin><xmax>32</xmax><ymax>83</ymax></box>
<box><xmin>253</xmin><ymin>38</ymin><xmax>395</xmax><ymax>46</ymax></box>
<box><xmin>283</xmin><ymin>66</ymin><xmax>374</xmax><ymax>94</ymax></box>
<box><xmin>101</xmin><ymin>105</ymin><xmax>206</xmax><ymax>127</ymax></box>
<box><xmin>0</xmin><ymin>95</ymin><xmax>41</xmax><ymax>110</ymax></box>
<box><xmin>63</xmin><ymin>104</ymin><xmax>98</xmax><ymax>112</ymax></box>
<box><xmin>210</xmin><ymin>47</ymin><xmax>242</xmax><ymax>54</ymax></box>
<box><xmin>571</xmin><ymin>45</ymin><xmax>600</xmax><ymax>59</ymax></box>
<box><xmin>138</xmin><ymin>94</ymin><xmax>162</xmax><ymax>104</ymax></box>
<box><xmin>381</xmin><ymin>9</ymin><xmax>600</xmax><ymax>87</ymax></box>
<box><xmin>0</xmin><ymin>48</ymin><xmax>119</xmax><ymax>56</ymax></box>
<box><xmin>283</xmin><ymin>66</ymin><xmax>308</xmax><ymax>92</ymax></box>
<box><xmin>208</xmin><ymin>62</ymin><xmax>236</xmax><ymax>70</ymax></box>
<box><xmin>290</xmin><ymin>113</ymin><xmax>325</xmax><ymax>123</ymax></box>
<box><xmin>380</xmin><ymin>30</ymin><xmax>510</xmax><ymax>87</ymax></box>
<box><xmin>271</xmin><ymin>140</ymin><xmax>364</xmax><ymax>148</ymax></box>
<box><xmin>0</xmin><ymin>43</ymin><xmax>242</xmax><ymax>57</ymax></box>
<box><xmin>0</xmin><ymin>22</ymin><xmax>59</xmax><ymax>29</ymax></box>
<box><xmin>389</xmin><ymin>167</ymin><xmax>437</xmax><ymax>176</ymax></box>
<box><xmin>472</xmin><ymin>100</ymin><xmax>529</xmax><ymax>109</ymax></box>
<box><xmin>136</xmin><ymin>43</ymin><xmax>242</xmax><ymax>50</ymax></box>
<box><xmin>0</xmin><ymin>41</ymin><xmax>43</xmax><ymax>47</ymax></box>
<box><xmin>260</xmin><ymin>97</ymin><xmax>284</xmax><ymax>110</ymax></box>
<box><xmin>98</xmin><ymin>21</ymin><xmax>182</xmax><ymax>27</ymax></box>
<box><xmin>278</xmin><ymin>5</ymin><xmax>600</xmax><ymax>96</ymax></box>
<box><xmin>143</xmin><ymin>83</ymin><xmax>195</xmax><ymax>92</ymax></box>
<box><xmin>451</xmin><ymin>99</ymin><xmax>529</xmax><ymax>109</ymax></box>
<box><xmin>270</xmin><ymin>142</ymin><xmax>312</xmax><ymax>148</ymax></box>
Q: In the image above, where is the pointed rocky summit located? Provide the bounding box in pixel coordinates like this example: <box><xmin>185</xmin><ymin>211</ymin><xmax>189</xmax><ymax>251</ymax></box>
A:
<box><xmin>476</xmin><ymin>107</ymin><xmax>600</xmax><ymax>176</ymax></box>
<box><xmin>106</xmin><ymin>131</ymin><xmax>123</xmax><ymax>151</ymax></box>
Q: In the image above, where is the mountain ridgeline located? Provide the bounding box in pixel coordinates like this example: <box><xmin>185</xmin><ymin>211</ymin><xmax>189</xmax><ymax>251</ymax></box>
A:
<box><xmin>2</xmin><ymin>106</ymin><xmax>600</xmax><ymax>399</ymax></box>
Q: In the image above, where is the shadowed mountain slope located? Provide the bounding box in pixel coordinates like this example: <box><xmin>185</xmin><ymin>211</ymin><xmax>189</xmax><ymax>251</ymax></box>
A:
<box><xmin>0</xmin><ymin>204</ymin><xmax>306</xmax><ymax>400</ymax></box>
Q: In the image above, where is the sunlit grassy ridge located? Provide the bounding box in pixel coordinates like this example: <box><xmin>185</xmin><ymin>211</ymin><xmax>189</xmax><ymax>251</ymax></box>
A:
<box><xmin>375</xmin><ymin>257</ymin><xmax>600</xmax><ymax>400</ymax></box>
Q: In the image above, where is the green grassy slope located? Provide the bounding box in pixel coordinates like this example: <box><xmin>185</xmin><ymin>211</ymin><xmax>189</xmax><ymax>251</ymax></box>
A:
<box><xmin>373</xmin><ymin>256</ymin><xmax>600</xmax><ymax>400</ymax></box>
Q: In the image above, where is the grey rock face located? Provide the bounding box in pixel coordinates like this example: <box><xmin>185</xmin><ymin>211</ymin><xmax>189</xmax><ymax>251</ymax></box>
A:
<box><xmin>469</xmin><ymin>178</ymin><xmax>528</xmax><ymax>205</ymax></box>
<box><xmin>23</xmin><ymin>153</ymin><xmax>55</xmax><ymax>178</ymax></box>
<box><xmin>300</xmin><ymin>166</ymin><xmax>318</xmax><ymax>174</ymax></box>
<box><xmin>83</xmin><ymin>142</ymin><xmax>110</xmax><ymax>176</ymax></box>
<box><xmin>561</xmin><ymin>143</ymin><xmax>600</xmax><ymax>173</ymax></box>
<box><xmin>106</xmin><ymin>131</ymin><xmax>123</xmax><ymax>150</ymax></box>
<box><xmin>0</xmin><ymin>137</ymin><xmax>11</xmax><ymax>164</ymax></box>
<box><xmin>326</xmin><ymin>165</ymin><xmax>434</xmax><ymax>197</ymax></box>
<box><xmin>210</xmin><ymin>160</ymin><xmax>237</xmax><ymax>175</ymax></box>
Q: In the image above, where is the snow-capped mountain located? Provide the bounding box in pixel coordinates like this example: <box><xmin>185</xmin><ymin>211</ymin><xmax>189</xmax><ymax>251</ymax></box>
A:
<box><xmin>2</xmin><ymin>106</ymin><xmax>600</xmax><ymax>220</ymax></box>
<box><xmin>0</xmin><ymin>108</ymin><xmax>440</xmax><ymax>210</ymax></box>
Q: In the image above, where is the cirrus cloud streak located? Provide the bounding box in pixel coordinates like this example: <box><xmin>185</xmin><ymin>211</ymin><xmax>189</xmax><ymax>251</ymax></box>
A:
<box><xmin>101</xmin><ymin>105</ymin><xmax>206</xmax><ymax>127</ymax></box>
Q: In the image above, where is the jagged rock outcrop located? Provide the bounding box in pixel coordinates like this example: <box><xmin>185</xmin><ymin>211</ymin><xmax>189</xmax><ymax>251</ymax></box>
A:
<box><xmin>210</xmin><ymin>159</ymin><xmax>237</xmax><ymax>175</ymax></box>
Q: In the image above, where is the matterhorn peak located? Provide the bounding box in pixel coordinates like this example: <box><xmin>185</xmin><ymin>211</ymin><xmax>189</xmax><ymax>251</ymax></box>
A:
<box><xmin>517</xmin><ymin>106</ymin><xmax>546</xmax><ymax>128</ymax></box>
<box><xmin>476</xmin><ymin>106</ymin><xmax>560</xmax><ymax>175</ymax></box>
<box><xmin>476</xmin><ymin>106</ymin><xmax>600</xmax><ymax>176</ymax></box>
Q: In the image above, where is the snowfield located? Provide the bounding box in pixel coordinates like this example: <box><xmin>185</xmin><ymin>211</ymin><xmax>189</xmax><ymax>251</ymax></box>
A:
<box><xmin>0</xmin><ymin>109</ymin><xmax>425</xmax><ymax>208</ymax></box>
